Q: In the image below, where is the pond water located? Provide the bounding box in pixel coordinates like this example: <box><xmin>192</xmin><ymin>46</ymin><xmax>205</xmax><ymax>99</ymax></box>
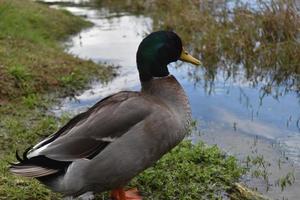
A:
<box><xmin>43</xmin><ymin>0</ymin><xmax>300</xmax><ymax>199</ymax></box>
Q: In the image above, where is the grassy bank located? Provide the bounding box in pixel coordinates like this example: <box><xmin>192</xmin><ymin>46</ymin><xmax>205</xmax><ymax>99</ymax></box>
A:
<box><xmin>0</xmin><ymin>0</ymin><xmax>113</xmax><ymax>199</ymax></box>
<box><xmin>0</xmin><ymin>0</ymin><xmax>113</xmax><ymax>102</ymax></box>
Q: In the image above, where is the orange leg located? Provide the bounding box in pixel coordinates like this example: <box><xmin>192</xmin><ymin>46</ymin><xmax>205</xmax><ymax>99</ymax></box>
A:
<box><xmin>110</xmin><ymin>188</ymin><xmax>142</xmax><ymax>200</ymax></box>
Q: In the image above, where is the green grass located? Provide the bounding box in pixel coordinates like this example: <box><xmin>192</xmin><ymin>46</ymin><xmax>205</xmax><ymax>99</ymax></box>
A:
<box><xmin>0</xmin><ymin>0</ymin><xmax>113</xmax><ymax>102</ymax></box>
<box><xmin>0</xmin><ymin>104</ymin><xmax>63</xmax><ymax>199</ymax></box>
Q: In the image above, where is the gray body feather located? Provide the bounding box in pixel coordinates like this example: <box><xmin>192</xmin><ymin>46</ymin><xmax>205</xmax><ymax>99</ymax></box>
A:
<box><xmin>10</xmin><ymin>75</ymin><xmax>191</xmax><ymax>197</ymax></box>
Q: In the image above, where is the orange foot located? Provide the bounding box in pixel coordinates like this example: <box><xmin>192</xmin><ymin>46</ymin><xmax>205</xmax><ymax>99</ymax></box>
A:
<box><xmin>110</xmin><ymin>188</ymin><xmax>142</xmax><ymax>200</ymax></box>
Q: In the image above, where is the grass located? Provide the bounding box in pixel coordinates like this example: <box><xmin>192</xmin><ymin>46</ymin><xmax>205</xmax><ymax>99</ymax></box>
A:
<box><xmin>0</xmin><ymin>104</ymin><xmax>68</xmax><ymax>199</ymax></box>
<box><xmin>0</xmin><ymin>0</ymin><xmax>113</xmax><ymax>102</ymax></box>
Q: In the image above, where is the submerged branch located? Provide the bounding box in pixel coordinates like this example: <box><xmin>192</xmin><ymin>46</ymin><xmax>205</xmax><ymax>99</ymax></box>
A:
<box><xmin>229</xmin><ymin>183</ymin><xmax>270</xmax><ymax>200</ymax></box>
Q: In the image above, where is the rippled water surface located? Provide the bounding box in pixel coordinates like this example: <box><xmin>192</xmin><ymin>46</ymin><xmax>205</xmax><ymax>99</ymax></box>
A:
<box><xmin>44</xmin><ymin>0</ymin><xmax>300</xmax><ymax>199</ymax></box>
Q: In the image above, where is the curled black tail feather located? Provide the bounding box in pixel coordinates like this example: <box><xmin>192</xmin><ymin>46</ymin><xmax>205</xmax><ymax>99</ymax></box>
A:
<box><xmin>15</xmin><ymin>146</ymin><xmax>32</xmax><ymax>163</ymax></box>
<box><xmin>15</xmin><ymin>150</ymin><xmax>23</xmax><ymax>162</ymax></box>
<box><xmin>11</xmin><ymin>155</ymin><xmax>71</xmax><ymax>169</ymax></box>
<box><xmin>10</xmin><ymin>146</ymin><xmax>71</xmax><ymax>178</ymax></box>
<box><xmin>23</xmin><ymin>147</ymin><xmax>32</xmax><ymax>160</ymax></box>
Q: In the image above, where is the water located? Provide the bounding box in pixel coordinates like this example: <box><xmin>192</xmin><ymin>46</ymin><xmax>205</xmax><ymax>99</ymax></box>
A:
<box><xmin>51</xmin><ymin>6</ymin><xmax>151</xmax><ymax>114</ymax></box>
<box><xmin>44</xmin><ymin>1</ymin><xmax>300</xmax><ymax>199</ymax></box>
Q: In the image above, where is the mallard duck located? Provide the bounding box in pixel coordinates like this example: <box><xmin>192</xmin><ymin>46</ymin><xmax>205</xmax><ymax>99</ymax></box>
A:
<box><xmin>10</xmin><ymin>31</ymin><xmax>200</xmax><ymax>200</ymax></box>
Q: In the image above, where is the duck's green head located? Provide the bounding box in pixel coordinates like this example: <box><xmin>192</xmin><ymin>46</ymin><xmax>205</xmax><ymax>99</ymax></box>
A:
<box><xmin>137</xmin><ymin>31</ymin><xmax>201</xmax><ymax>82</ymax></box>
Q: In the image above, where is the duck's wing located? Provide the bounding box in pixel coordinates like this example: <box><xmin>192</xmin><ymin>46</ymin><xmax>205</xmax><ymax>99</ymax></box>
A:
<box><xmin>26</xmin><ymin>91</ymin><xmax>151</xmax><ymax>162</ymax></box>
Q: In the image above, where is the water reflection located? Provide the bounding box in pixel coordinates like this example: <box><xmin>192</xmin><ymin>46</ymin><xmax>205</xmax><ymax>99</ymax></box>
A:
<box><xmin>40</xmin><ymin>0</ymin><xmax>90</xmax><ymax>4</ymax></box>
<box><xmin>77</xmin><ymin>0</ymin><xmax>300</xmax><ymax>99</ymax></box>
<box><xmin>51</xmin><ymin>5</ymin><xmax>151</xmax><ymax>114</ymax></box>
<box><xmin>96</xmin><ymin>0</ymin><xmax>300</xmax><ymax>119</ymax></box>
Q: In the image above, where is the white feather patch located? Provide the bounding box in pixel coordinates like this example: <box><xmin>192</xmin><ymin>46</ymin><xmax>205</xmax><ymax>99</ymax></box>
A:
<box><xmin>99</xmin><ymin>136</ymin><xmax>116</xmax><ymax>142</ymax></box>
<box><xmin>27</xmin><ymin>143</ymin><xmax>51</xmax><ymax>158</ymax></box>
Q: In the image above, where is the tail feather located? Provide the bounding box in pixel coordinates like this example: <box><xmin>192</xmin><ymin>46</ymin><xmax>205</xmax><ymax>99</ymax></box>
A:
<box><xmin>9</xmin><ymin>148</ymin><xmax>70</xmax><ymax>178</ymax></box>
<box><xmin>9</xmin><ymin>165</ymin><xmax>58</xmax><ymax>177</ymax></box>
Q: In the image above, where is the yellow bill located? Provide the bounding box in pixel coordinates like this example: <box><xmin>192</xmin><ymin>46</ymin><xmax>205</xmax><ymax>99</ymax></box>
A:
<box><xmin>179</xmin><ymin>49</ymin><xmax>201</xmax><ymax>66</ymax></box>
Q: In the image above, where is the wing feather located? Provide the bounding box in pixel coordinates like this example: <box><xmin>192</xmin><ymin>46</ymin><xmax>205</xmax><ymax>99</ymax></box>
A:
<box><xmin>27</xmin><ymin>91</ymin><xmax>151</xmax><ymax>161</ymax></box>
